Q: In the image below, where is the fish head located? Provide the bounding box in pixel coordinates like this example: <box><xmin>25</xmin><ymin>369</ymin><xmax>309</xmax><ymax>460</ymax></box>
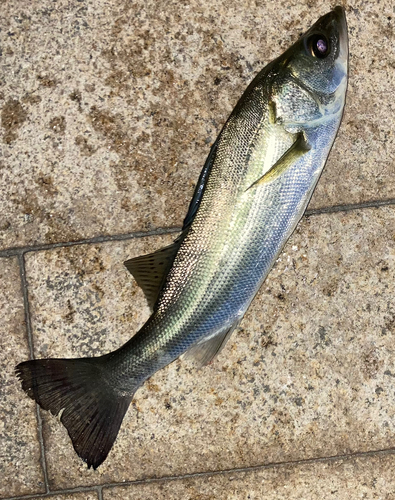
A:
<box><xmin>271</xmin><ymin>6</ymin><xmax>348</xmax><ymax>131</ymax></box>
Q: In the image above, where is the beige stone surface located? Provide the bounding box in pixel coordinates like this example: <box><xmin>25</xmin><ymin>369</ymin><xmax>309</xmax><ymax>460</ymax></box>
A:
<box><xmin>1</xmin><ymin>0</ymin><xmax>394</xmax><ymax>250</ymax></box>
<box><xmin>103</xmin><ymin>453</ymin><xmax>395</xmax><ymax>499</ymax></box>
<box><xmin>0</xmin><ymin>258</ymin><xmax>45</xmax><ymax>498</ymax></box>
<box><xmin>23</xmin><ymin>206</ymin><xmax>395</xmax><ymax>489</ymax></box>
<box><xmin>33</xmin><ymin>494</ymin><xmax>98</xmax><ymax>500</ymax></box>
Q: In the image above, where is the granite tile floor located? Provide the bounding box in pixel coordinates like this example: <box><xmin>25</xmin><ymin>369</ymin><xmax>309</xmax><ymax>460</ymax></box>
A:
<box><xmin>1</xmin><ymin>0</ymin><xmax>395</xmax><ymax>499</ymax></box>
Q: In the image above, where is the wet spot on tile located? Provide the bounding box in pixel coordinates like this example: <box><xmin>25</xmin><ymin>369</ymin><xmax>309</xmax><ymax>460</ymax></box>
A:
<box><xmin>49</xmin><ymin>116</ymin><xmax>66</xmax><ymax>134</ymax></box>
<box><xmin>1</xmin><ymin>99</ymin><xmax>27</xmax><ymax>143</ymax></box>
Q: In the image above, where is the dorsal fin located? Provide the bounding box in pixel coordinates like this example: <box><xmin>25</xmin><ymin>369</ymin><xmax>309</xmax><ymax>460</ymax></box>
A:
<box><xmin>182</xmin><ymin>137</ymin><xmax>219</xmax><ymax>229</ymax></box>
<box><xmin>183</xmin><ymin>320</ymin><xmax>241</xmax><ymax>368</ymax></box>
<box><xmin>124</xmin><ymin>235</ymin><xmax>185</xmax><ymax>310</ymax></box>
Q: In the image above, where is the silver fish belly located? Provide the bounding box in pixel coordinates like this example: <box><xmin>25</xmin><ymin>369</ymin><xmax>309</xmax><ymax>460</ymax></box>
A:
<box><xmin>16</xmin><ymin>7</ymin><xmax>348</xmax><ymax>469</ymax></box>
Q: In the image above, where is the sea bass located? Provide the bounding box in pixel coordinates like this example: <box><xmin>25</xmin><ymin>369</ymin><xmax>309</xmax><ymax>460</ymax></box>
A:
<box><xmin>16</xmin><ymin>8</ymin><xmax>348</xmax><ymax>469</ymax></box>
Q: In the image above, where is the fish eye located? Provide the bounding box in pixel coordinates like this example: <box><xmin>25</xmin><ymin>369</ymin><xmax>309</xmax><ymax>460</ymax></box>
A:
<box><xmin>307</xmin><ymin>34</ymin><xmax>330</xmax><ymax>59</ymax></box>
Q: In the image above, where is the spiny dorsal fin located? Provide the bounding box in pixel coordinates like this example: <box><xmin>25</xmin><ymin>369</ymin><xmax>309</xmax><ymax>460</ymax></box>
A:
<box><xmin>124</xmin><ymin>236</ymin><xmax>184</xmax><ymax>309</ymax></box>
<box><xmin>182</xmin><ymin>137</ymin><xmax>219</xmax><ymax>229</ymax></box>
<box><xmin>183</xmin><ymin>320</ymin><xmax>241</xmax><ymax>368</ymax></box>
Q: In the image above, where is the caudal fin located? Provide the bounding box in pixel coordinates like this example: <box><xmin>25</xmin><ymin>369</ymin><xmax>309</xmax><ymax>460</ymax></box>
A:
<box><xmin>15</xmin><ymin>357</ymin><xmax>132</xmax><ymax>469</ymax></box>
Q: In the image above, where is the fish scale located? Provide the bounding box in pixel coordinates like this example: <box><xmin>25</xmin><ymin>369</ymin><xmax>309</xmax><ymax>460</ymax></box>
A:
<box><xmin>16</xmin><ymin>7</ymin><xmax>348</xmax><ymax>469</ymax></box>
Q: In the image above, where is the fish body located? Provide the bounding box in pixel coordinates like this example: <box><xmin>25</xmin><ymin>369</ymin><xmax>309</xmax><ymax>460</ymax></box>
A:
<box><xmin>16</xmin><ymin>8</ymin><xmax>348</xmax><ymax>469</ymax></box>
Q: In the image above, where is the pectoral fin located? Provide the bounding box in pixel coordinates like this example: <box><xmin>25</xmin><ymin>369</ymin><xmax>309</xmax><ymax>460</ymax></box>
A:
<box><xmin>247</xmin><ymin>132</ymin><xmax>310</xmax><ymax>191</ymax></box>
<box><xmin>268</xmin><ymin>99</ymin><xmax>277</xmax><ymax>125</ymax></box>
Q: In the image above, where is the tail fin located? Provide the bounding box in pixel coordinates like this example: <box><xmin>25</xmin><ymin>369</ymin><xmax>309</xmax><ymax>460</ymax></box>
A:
<box><xmin>15</xmin><ymin>357</ymin><xmax>132</xmax><ymax>469</ymax></box>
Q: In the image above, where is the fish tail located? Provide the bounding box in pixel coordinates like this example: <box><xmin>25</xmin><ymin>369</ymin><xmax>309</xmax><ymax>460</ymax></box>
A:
<box><xmin>15</xmin><ymin>357</ymin><xmax>132</xmax><ymax>469</ymax></box>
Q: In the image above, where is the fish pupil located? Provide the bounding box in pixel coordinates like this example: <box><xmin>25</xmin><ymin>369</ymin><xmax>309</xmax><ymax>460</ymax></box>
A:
<box><xmin>309</xmin><ymin>34</ymin><xmax>329</xmax><ymax>59</ymax></box>
<box><xmin>316</xmin><ymin>39</ymin><xmax>327</xmax><ymax>53</ymax></box>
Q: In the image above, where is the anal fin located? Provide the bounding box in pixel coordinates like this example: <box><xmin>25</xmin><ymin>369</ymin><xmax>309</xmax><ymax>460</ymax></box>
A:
<box><xmin>247</xmin><ymin>132</ymin><xmax>310</xmax><ymax>191</ymax></box>
<box><xmin>183</xmin><ymin>321</ymin><xmax>241</xmax><ymax>368</ymax></box>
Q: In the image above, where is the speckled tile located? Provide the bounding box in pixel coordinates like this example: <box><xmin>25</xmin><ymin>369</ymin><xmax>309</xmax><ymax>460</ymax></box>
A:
<box><xmin>22</xmin><ymin>206</ymin><xmax>395</xmax><ymax>489</ymax></box>
<box><xmin>33</xmin><ymin>493</ymin><xmax>98</xmax><ymax>500</ymax></box>
<box><xmin>0</xmin><ymin>258</ymin><xmax>45</xmax><ymax>498</ymax></box>
<box><xmin>103</xmin><ymin>452</ymin><xmax>395</xmax><ymax>499</ymax></box>
<box><xmin>1</xmin><ymin>0</ymin><xmax>394</xmax><ymax>250</ymax></box>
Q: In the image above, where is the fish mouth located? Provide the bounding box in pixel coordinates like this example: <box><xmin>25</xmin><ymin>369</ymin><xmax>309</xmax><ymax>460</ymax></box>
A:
<box><xmin>307</xmin><ymin>6</ymin><xmax>348</xmax><ymax>68</ymax></box>
<box><xmin>332</xmin><ymin>6</ymin><xmax>348</xmax><ymax>66</ymax></box>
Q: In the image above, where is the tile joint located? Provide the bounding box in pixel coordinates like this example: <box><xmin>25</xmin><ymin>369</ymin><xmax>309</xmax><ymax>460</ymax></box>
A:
<box><xmin>304</xmin><ymin>197</ymin><xmax>395</xmax><ymax>216</ymax></box>
<box><xmin>99</xmin><ymin>446</ymin><xmax>395</xmax><ymax>490</ymax></box>
<box><xmin>17</xmin><ymin>254</ymin><xmax>50</xmax><ymax>494</ymax></box>
<box><xmin>1</xmin><ymin>484</ymin><xmax>101</xmax><ymax>500</ymax></box>
<box><xmin>1</xmin><ymin>197</ymin><xmax>395</xmax><ymax>258</ymax></box>
<box><xmin>2</xmin><ymin>446</ymin><xmax>395</xmax><ymax>499</ymax></box>
<box><xmin>0</xmin><ymin>226</ymin><xmax>182</xmax><ymax>258</ymax></box>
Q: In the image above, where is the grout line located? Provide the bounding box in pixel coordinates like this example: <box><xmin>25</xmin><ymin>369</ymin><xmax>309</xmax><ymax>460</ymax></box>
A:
<box><xmin>18</xmin><ymin>255</ymin><xmax>35</xmax><ymax>360</ymax></box>
<box><xmin>305</xmin><ymin>197</ymin><xmax>395</xmax><ymax>216</ymax></box>
<box><xmin>97</xmin><ymin>486</ymin><xmax>104</xmax><ymax>500</ymax></box>
<box><xmin>97</xmin><ymin>447</ymin><xmax>395</xmax><ymax>491</ymax></box>
<box><xmin>2</xmin><ymin>485</ymin><xmax>102</xmax><ymax>500</ymax></box>
<box><xmin>1</xmin><ymin>197</ymin><xmax>395</xmax><ymax>258</ymax></box>
<box><xmin>0</xmin><ymin>226</ymin><xmax>182</xmax><ymax>258</ymax></box>
<box><xmin>17</xmin><ymin>254</ymin><xmax>50</xmax><ymax>494</ymax></box>
<box><xmin>2</xmin><ymin>446</ymin><xmax>395</xmax><ymax>500</ymax></box>
<box><xmin>34</xmin><ymin>408</ymin><xmax>50</xmax><ymax>495</ymax></box>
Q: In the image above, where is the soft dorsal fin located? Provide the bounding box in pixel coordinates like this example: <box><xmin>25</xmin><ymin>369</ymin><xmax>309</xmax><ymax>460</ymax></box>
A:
<box><xmin>124</xmin><ymin>235</ymin><xmax>184</xmax><ymax>310</ymax></box>
<box><xmin>182</xmin><ymin>137</ymin><xmax>219</xmax><ymax>229</ymax></box>
<box><xmin>183</xmin><ymin>320</ymin><xmax>241</xmax><ymax>368</ymax></box>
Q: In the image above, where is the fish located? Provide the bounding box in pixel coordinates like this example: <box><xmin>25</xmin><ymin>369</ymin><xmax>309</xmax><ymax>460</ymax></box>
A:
<box><xmin>15</xmin><ymin>7</ymin><xmax>348</xmax><ymax>469</ymax></box>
